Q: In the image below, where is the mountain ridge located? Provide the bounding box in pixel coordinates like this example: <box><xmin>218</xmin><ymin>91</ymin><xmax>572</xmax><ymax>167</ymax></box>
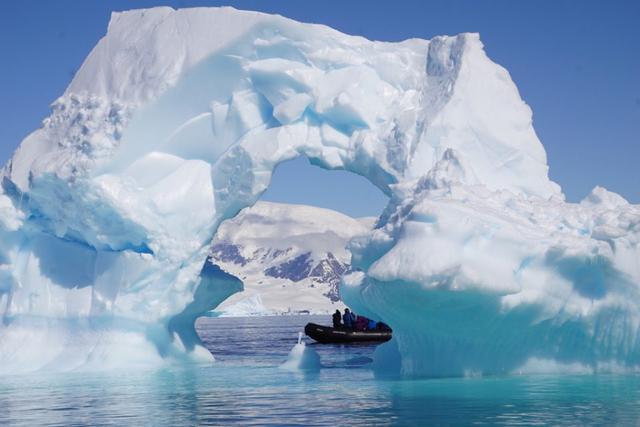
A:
<box><xmin>210</xmin><ymin>201</ymin><xmax>374</xmax><ymax>315</ymax></box>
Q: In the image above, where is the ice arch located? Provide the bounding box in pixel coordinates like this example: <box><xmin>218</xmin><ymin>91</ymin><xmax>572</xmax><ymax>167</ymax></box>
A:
<box><xmin>1</xmin><ymin>7</ymin><xmax>639</xmax><ymax>376</ymax></box>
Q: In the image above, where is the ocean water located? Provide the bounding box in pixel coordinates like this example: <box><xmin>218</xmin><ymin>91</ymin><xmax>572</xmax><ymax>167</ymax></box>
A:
<box><xmin>1</xmin><ymin>315</ymin><xmax>640</xmax><ymax>426</ymax></box>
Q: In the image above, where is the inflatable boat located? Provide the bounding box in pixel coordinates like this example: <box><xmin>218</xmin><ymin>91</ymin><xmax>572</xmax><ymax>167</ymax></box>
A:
<box><xmin>304</xmin><ymin>322</ymin><xmax>392</xmax><ymax>344</ymax></box>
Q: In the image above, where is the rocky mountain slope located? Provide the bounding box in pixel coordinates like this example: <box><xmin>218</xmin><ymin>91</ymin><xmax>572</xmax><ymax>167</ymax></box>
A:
<box><xmin>209</xmin><ymin>201</ymin><xmax>374</xmax><ymax>315</ymax></box>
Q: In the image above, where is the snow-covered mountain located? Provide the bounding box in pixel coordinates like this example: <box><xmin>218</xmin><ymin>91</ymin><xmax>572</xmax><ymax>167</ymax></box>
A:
<box><xmin>210</xmin><ymin>201</ymin><xmax>374</xmax><ymax>315</ymax></box>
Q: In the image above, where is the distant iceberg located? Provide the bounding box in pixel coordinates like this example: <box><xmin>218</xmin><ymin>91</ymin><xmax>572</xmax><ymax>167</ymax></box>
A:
<box><xmin>217</xmin><ymin>294</ymin><xmax>271</xmax><ymax>317</ymax></box>
<box><xmin>0</xmin><ymin>7</ymin><xmax>638</xmax><ymax>376</ymax></box>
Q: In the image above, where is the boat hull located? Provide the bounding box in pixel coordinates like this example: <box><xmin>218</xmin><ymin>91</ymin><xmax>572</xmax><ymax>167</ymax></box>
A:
<box><xmin>304</xmin><ymin>322</ymin><xmax>392</xmax><ymax>344</ymax></box>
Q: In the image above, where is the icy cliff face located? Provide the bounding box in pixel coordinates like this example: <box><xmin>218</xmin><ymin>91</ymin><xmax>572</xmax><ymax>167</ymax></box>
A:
<box><xmin>0</xmin><ymin>6</ymin><xmax>637</xmax><ymax>376</ymax></box>
<box><xmin>210</xmin><ymin>201</ymin><xmax>373</xmax><ymax>315</ymax></box>
<box><xmin>345</xmin><ymin>160</ymin><xmax>640</xmax><ymax>376</ymax></box>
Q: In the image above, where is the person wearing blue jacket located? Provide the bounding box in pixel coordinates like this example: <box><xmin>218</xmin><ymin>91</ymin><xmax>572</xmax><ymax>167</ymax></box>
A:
<box><xmin>342</xmin><ymin>308</ymin><xmax>353</xmax><ymax>329</ymax></box>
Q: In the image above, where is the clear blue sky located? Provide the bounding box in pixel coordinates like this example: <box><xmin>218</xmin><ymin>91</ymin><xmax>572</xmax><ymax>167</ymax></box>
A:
<box><xmin>1</xmin><ymin>1</ymin><xmax>638</xmax><ymax>217</ymax></box>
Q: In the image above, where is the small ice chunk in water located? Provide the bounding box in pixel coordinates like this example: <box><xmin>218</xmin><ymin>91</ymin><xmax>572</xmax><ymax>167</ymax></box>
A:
<box><xmin>281</xmin><ymin>332</ymin><xmax>321</xmax><ymax>372</ymax></box>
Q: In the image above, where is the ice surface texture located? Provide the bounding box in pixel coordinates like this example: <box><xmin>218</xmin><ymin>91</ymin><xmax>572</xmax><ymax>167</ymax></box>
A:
<box><xmin>0</xmin><ymin>7</ymin><xmax>638</xmax><ymax>376</ymax></box>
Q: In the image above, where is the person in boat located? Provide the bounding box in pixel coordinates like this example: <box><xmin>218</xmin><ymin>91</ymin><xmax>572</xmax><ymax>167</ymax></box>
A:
<box><xmin>343</xmin><ymin>308</ymin><xmax>354</xmax><ymax>329</ymax></box>
<box><xmin>367</xmin><ymin>318</ymin><xmax>377</xmax><ymax>330</ymax></box>
<box><xmin>355</xmin><ymin>315</ymin><xmax>368</xmax><ymax>331</ymax></box>
<box><xmin>332</xmin><ymin>309</ymin><xmax>342</xmax><ymax>328</ymax></box>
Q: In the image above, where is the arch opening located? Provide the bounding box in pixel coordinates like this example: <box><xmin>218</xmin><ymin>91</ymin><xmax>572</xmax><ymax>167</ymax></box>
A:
<box><xmin>203</xmin><ymin>155</ymin><xmax>389</xmax><ymax>319</ymax></box>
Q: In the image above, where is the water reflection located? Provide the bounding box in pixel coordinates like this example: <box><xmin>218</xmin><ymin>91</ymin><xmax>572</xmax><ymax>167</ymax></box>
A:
<box><xmin>0</xmin><ymin>316</ymin><xmax>639</xmax><ymax>426</ymax></box>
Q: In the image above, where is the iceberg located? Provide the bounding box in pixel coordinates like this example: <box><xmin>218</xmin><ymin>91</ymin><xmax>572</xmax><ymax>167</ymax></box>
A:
<box><xmin>0</xmin><ymin>6</ymin><xmax>638</xmax><ymax>376</ymax></box>
<box><xmin>281</xmin><ymin>332</ymin><xmax>321</xmax><ymax>372</ymax></box>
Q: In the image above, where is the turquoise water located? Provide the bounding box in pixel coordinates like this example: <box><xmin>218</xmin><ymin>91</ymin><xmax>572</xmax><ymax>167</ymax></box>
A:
<box><xmin>1</xmin><ymin>315</ymin><xmax>640</xmax><ymax>426</ymax></box>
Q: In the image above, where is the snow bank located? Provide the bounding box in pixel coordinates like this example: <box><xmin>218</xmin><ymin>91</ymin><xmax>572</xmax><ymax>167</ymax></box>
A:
<box><xmin>0</xmin><ymin>6</ymin><xmax>637</xmax><ymax>376</ymax></box>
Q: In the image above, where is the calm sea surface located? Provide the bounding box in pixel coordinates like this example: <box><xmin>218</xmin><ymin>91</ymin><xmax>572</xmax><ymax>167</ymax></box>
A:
<box><xmin>1</xmin><ymin>315</ymin><xmax>640</xmax><ymax>426</ymax></box>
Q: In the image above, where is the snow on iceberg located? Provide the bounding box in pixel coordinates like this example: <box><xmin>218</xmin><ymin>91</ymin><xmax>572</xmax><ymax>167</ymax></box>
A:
<box><xmin>0</xmin><ymin>6</ymin><xmax>637</xmax><ymax>376</ymax></box>
<box><xmin>345</xmin><ymin>152</ymin><xmax>640</xmax><ymax>376</ymax></box>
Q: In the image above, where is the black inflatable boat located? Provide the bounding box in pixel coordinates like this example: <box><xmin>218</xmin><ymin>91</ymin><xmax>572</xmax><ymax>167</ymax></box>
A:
<box><xmin>304</xmin><ymin>322</ymin><xmax>392</xmax><ymax>344</ymax></box>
